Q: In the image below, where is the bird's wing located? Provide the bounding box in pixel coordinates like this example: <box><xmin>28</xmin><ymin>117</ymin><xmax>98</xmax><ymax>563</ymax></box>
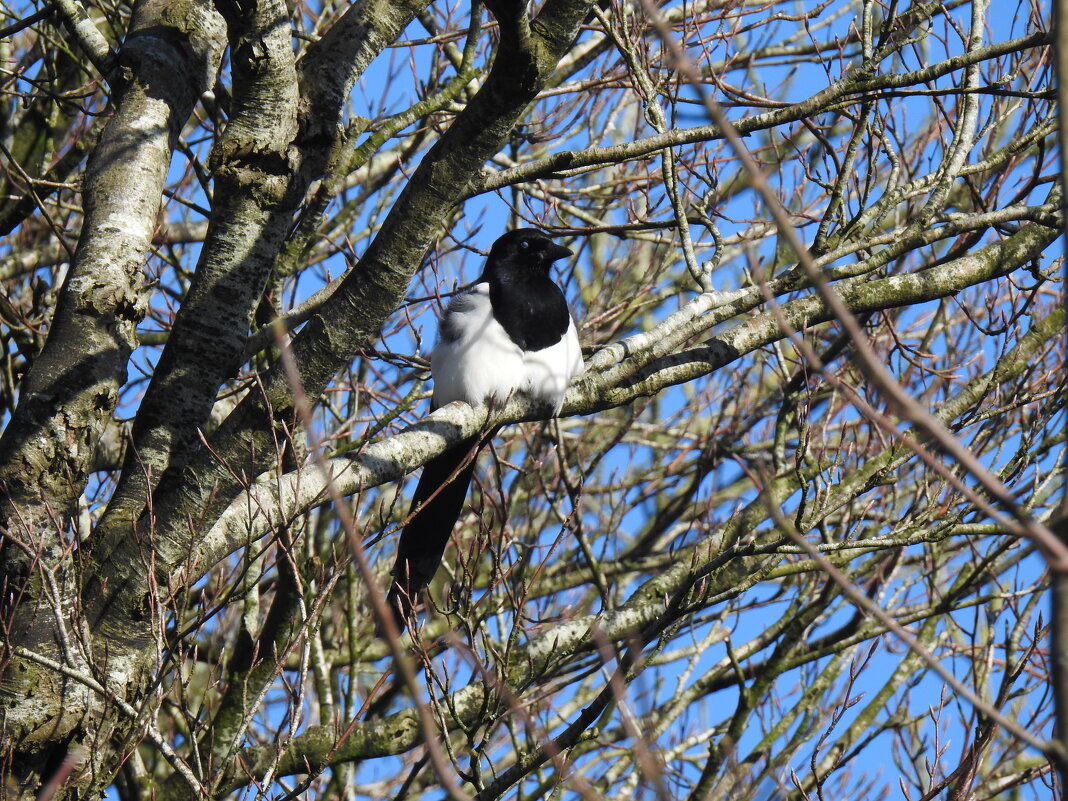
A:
<box><xmin>437</xmin><ymin>289</ymin><xmax>484</xmax><ymax>345</ymax></box>
<box><xmin>431</xmin><ymin>285</ymin><xmax>526</xmax><ymax>408</ymax></box>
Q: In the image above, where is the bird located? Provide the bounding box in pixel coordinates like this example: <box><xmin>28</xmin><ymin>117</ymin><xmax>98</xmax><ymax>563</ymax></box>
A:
<box><xmin>383</xmin><ymin>228</ymin><xmax>583</xmax><ymax>635</ymax></box>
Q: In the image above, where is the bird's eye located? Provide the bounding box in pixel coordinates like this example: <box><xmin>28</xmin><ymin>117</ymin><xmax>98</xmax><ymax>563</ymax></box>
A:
<box><xmin>519</xmin><ymin>240</ymin><xmax>530</xmax><ymax>250</ymax></box>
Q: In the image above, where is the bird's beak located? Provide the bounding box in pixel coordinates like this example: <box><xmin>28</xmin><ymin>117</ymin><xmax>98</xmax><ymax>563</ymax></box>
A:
<box><xmin>546</xmin><ymin>242</ymin><xmax>573</xmax><ymax>263</ymax></box>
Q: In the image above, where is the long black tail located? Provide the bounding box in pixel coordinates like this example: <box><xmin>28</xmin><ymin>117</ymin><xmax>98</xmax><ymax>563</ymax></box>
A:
<box><xmin>383</xmin><ymin>436</ymin><xmax>480</xmax><ymax>634</ymax></box>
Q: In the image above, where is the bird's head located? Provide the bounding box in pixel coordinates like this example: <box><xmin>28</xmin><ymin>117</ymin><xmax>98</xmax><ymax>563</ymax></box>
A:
<box><xmin>486</xmin><ymin>228</ymin><xmax>572</xmax><ymax>275</ymax></box>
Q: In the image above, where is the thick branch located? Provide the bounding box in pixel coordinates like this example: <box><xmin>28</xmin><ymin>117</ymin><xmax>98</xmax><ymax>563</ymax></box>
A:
<box><xmin>99</xmin><ymin>0</ymin><xmax>301</xmax><ymax>532</ymax></box>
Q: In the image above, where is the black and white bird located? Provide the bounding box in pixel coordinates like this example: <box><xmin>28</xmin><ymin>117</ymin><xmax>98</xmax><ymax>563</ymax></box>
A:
<box><xmin>384</xmin><ymin>228</ymin><xmax>583</xmax><ymax>633</ymax></box>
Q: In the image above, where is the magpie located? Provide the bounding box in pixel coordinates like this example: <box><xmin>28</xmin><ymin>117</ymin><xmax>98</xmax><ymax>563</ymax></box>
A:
<box><xmin>384</xmin><ymin>228</ymin><xmax>583</xmax><ymax>634</ymax></box>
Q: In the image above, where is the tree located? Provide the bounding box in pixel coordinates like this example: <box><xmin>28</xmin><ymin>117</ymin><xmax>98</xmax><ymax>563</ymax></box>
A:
<box><xmin>0</xmin><ymin>0</ymin><xmax>1062</xmax><ymax>798</ymax></box>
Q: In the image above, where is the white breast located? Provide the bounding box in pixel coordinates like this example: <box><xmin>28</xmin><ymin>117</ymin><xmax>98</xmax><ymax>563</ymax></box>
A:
<box><xmin>520</xmin><ymin>318</ymin><xmax>583</xmax><ymax>412</ymax></box>
<box><xmin>430</xmin><ymin>284</ymin><xmax>583</xmax><ymax>411</ymax></box>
